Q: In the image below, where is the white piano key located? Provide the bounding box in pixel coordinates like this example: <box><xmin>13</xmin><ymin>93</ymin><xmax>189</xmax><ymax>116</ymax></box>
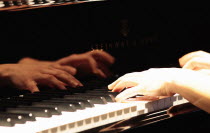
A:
<box><xmin>165</xmin><ymin>96</ymin><xmax>173</xmax><ymax>107</ymax></box>
<box><xmin>157</xmin><ymin>98</ymin><xmax>165</xmax><ymax>109</ymax></box>
<box><xmin>152</xmin><ymin>100</ymin><xmax>159</xmax><ymax>111</ymax></box>
<box><xmin>0</xmin><ymin>1</ymin><xmax>4</xmax><ymax>7</ymax></box>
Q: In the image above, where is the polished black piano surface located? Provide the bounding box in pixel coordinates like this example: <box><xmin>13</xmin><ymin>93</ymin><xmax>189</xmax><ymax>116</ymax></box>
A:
<box><xmin>1</xmin><ymin>1</ymin><xmax>210</xmax><ymax>132</ymax></box>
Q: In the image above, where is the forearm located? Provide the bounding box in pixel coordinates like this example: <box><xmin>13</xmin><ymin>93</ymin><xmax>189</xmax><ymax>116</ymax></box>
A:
<box><xmin>170</xmin><ymin>71</ymin><xmax>210</xmax><ymax>113</ymax></box>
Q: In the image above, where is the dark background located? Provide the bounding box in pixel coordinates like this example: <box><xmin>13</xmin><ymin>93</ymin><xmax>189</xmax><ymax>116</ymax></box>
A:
<box><xmin>1</xmin><ymin>1</ymin><xmax>210</xmax><ymax>75</ymax></box>
<box><xmin>1</xmin><ymin>2</ymin><xmax>210</xmax><ymax>131</ymax></box>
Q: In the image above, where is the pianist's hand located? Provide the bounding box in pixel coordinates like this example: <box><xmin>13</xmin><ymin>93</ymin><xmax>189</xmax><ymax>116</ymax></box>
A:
<box><xmin>0</xmin><ymin>64</ymin><xmax>82</xmax><ymax>93</ymax></box>
<box><xmin>19</xmin><ymin>50</ymin><xmax>115</xmax><ymax>78</ymax></box>
<box><xmin>18</xmin><ymin>57</ymin><xmax>77</xmax><ymax>76</ymax></box>
<box><xmin>108</xmin><ymin>68</ymin><xmax>203</xmax><ymax>102</ymax></box>
<box><xmin>179</xmin><ymin>50</ymin><xmax>210</xmax><ymax>70</ymax></box>
<box><xmin>56</xmin><ymin>50</ymin><xmax>115</xmax><ymax>78</ymax></box>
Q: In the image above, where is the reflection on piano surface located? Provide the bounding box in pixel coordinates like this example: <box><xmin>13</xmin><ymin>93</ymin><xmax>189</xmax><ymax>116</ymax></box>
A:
<box><xmin>1</xmin><ymin>1</ymin><xmax>210</xmax><ymax>132</ymax></box>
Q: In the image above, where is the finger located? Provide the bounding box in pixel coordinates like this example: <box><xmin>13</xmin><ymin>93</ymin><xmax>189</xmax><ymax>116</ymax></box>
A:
<box><xmin>108</xmin><ymin>79</ymin><xmax>122</xmax><ymax>90</ymax></box>
<box><xmin>111</xmin><ymin>80</ymin><xmax>138</xmax><ymax>92</ymax></box>
<box><xmin>182</xmin><ymin>57</ymin><xmax>210</xmax><ymax>70</ymax></box>
<box><xmin>115</xmin><ymin>86</ymin><xmax>144</xmax><ymax>102</ymax></box>
<box><xmin>179</xmin><ymin>50</ymin><xmax>208</xmax><ymax>67</ymax></box>
<box><xmin>25</xmin><ymin>80</ymin><xmax>40</xmax><ymax>93</ymax></box>
<box><xmin>95</xmin><ymin>69</ymin><xmax>107</xmax><ymax>78</ymax></box>
<box><xmin>90</xmin><ymin>50</ymin><xmax>115</xmax><ymax>65</ymax></box>
<box><xmin>52</xmin><ymin>64</ymin><xmax>77</xmax><ymax>75</ymax></box>
<box><xmin>97</xmin><ymin>62</ymin><xmax>113</xmax><ymax>77</ymax></box>
<box><xmin>81</xmin><ymin>56</ymin><xmax>106</xmax><ymax>78</ymax></box>
<box><xmin>36</xmin><ymin>74</ymin><xmax>67</xmax><ymax>90</ymax></box>
<box><xmin>55</xmin><ymin>72</ymin><xmax>83</xmax><ymax>87</ymax></box>
<box><xmin>56</xmin><ymin>54</ymin><xmax>107</xmax><ymax>78</ymax></box>
<box><xmin>40</xmin><ymin>68</ymin><xmax>83</xmax><ymax>87</ymax></box>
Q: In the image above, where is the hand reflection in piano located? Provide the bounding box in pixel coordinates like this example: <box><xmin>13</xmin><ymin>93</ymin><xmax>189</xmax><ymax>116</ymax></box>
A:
<box><xmin>19</xmin><ymin>50</ymin><xmax>115</xmax><ymax>78</ymax></box>
<box><xmin>0</xmin><ymin>50</ymin><xmax>114</xmax><ymax>93</ymax></box>
<box><xmin>108</xmin><ymin>67</ymin><xmax>210</xmax><ymax>113</ymax></box>
<box><xmin>0</xmin><ymin>63</ymin><xmax>82</xmax><ymax>93</ymax></box>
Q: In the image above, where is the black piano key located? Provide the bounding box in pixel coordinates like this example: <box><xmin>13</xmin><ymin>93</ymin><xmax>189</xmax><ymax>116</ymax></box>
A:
<box><xmin>15</xmin><ymin>95</ymin><xmax>52</xmax><ymax>100</ymax></box>
<box><xmin>3</xmin><ymin>1</ymin><xmax>14</xmax><ymax>7</ymax></box>
<box><xmin>0</xmin><ymin>103</ymin><xmax>18</xmax><ymax>109</ymax></box>
<box><xmin>34</xmin><ymin>0</ymin><xmax>43</xmax><ymax>4</ymax></box>
<box><xmin>0</xmin><ymin>114</ymin><xmax>26</xmax><ymax>124</ymax></box>
<box><xmin>73</xmin><ymin>93</ymin><xmax>115</xmax><ymax>102</ymax></box>
<box><xmin>51</xmin><ymin>98</ymin><xmax>95</xmax><ymax>108</ymax></box>
<box><xmin>0</xmin><ymin>100</ymin><xmax>32</xmax><ymax>106</ymax></box>
<box><xmin>48</xmin><ymin>87</ymin><xmax>87</xmax><ymax>93</ymax></box>
<box><xmin>0</xmin><ymin>112</ymin><xmax>36</xmax><ymax>122</ymax></box>
<box><xmin>41</xmin><ymin>100</ymin><xmax>86</xmax><ymax>110</ymax></box>
<box><xmin>19</xmin><ymin>106</ymin><xmax>61</xmax><ymax>115</ymax></box>
<box><xmin>86</xmin><ymin>91</ymin><xmax>119</xmax><ymax>97</ymax></box>
<box><xmin>34</xmin><ymin>91</ymin><xmax>73</xmax><ymax>95</ymax></box>
<box><xmin>32</xmin><ymin>102</ymin><xmax>77</xmax><ymax>112</ymax></box>
<box><xmin>64</xmin><ymin>95</ymin><xmax>107</xmax><ymax>104</ymax></box>
<box><xmin>6</xmin><ymin>107</ymin><xmax>53</xmax><ymax>118</ymax></box>
<box><xmin>23</xmin><ymin>93</ymin><xmax>66</xmax><ymax>99</ymax></box>
<box><xmin>0</xmin><ymin>117</ymin><xmax>15</xmax><ymax>127</ymax></box>
<box><xmin>87</xmin><ymin>89</ymin><xmax>115</xmax><ymax>92</ymax></box>
<box><xmin>7</xmin><ymin>96</ymin><xmax>43</xmax><ymax>102</ymax></box>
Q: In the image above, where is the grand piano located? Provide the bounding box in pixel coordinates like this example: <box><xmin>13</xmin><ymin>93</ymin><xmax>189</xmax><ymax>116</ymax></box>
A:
<box><xmin>0</xmin><ymin>1</ymin><xmax>210</xmax><ymax>132</ymax></box>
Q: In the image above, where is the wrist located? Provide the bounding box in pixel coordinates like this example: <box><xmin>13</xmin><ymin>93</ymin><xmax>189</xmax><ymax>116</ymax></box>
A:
<box><xmin>18</xmin><ymin>57</ymin><xmax>39</xmax><ymax>64</ymax></box>
<box><xmin>0</xmin><ymin>64</ymin><xmax>13</xmax><ymax>87</ymax></box>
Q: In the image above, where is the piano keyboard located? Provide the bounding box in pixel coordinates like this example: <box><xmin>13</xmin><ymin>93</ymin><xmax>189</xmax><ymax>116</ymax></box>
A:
<box><xmin>0</xmin><ymin>0</ymin><xmax>104</xmax><ymax>11</ymax></box>
<box><xmin>0</xmin><ymin>79</ymin><xmax>189</xmax><ymax>133</ymax></box>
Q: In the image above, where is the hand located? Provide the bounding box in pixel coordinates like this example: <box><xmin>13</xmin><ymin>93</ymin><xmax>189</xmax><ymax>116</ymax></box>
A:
<box><xmin>108</xmin><ymin>68</ymin><xmax>197</xmax><ymax>102</ymax></box>
<box><xmin>179</xmin><ymin>50</ymin><xmax>210</xmax><ymax>70</ymax></box>
<box><xmin>19</xmin><ymin>57</ymin><xmax>77</xmax><ymax>76</ymax></box>
<box><xmin>56</xmin><ymin>50</ymin><xmax>115</xmax><ymax>78</ymax></box>
<box><xmin>0</xmin><ymin>64</ymin><xmax>82</xmax><ymax>93</ymax></box>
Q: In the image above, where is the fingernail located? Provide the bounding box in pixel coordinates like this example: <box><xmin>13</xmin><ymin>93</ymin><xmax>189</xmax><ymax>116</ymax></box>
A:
<box><xmin>73</xmin><ymin>81</ymin><xmax>82</xmax><ymax>88</ymax></box>
<box><xmin>61</xmin><ymin>86</ymin><xmax>67</xmax><ymax>90</ymax></box>
<box><xmin>79</xmin><ymin>83</ymin><xmax>84</xmax><ymax>87</ymax></box>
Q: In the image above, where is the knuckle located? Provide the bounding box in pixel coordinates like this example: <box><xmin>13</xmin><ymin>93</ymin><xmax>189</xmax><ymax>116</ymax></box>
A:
<box><xmin>45</xmin><ymin>75</ymin><xmax>55</xmax><ymax>80</ymax></box>
<box><xmin>197</xmin><ymin>50</ymin><xmax>205</xmax><ymax>54</ymax></box>
<box><xmin>70</xmin><ymin>54</ymin><xmax>79</xmax><ymax>58</ymax></box>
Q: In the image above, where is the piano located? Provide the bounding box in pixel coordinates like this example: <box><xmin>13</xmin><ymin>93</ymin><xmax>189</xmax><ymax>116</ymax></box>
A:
<box><xmin>1</xmin><ymin>1</ymin><xmax>210</xmax><ymax>132</ymax></box>
<box><xmin>0</xmin><ymin>78</ymin><xmax>202</xmax><ymax>133</ymax></box>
